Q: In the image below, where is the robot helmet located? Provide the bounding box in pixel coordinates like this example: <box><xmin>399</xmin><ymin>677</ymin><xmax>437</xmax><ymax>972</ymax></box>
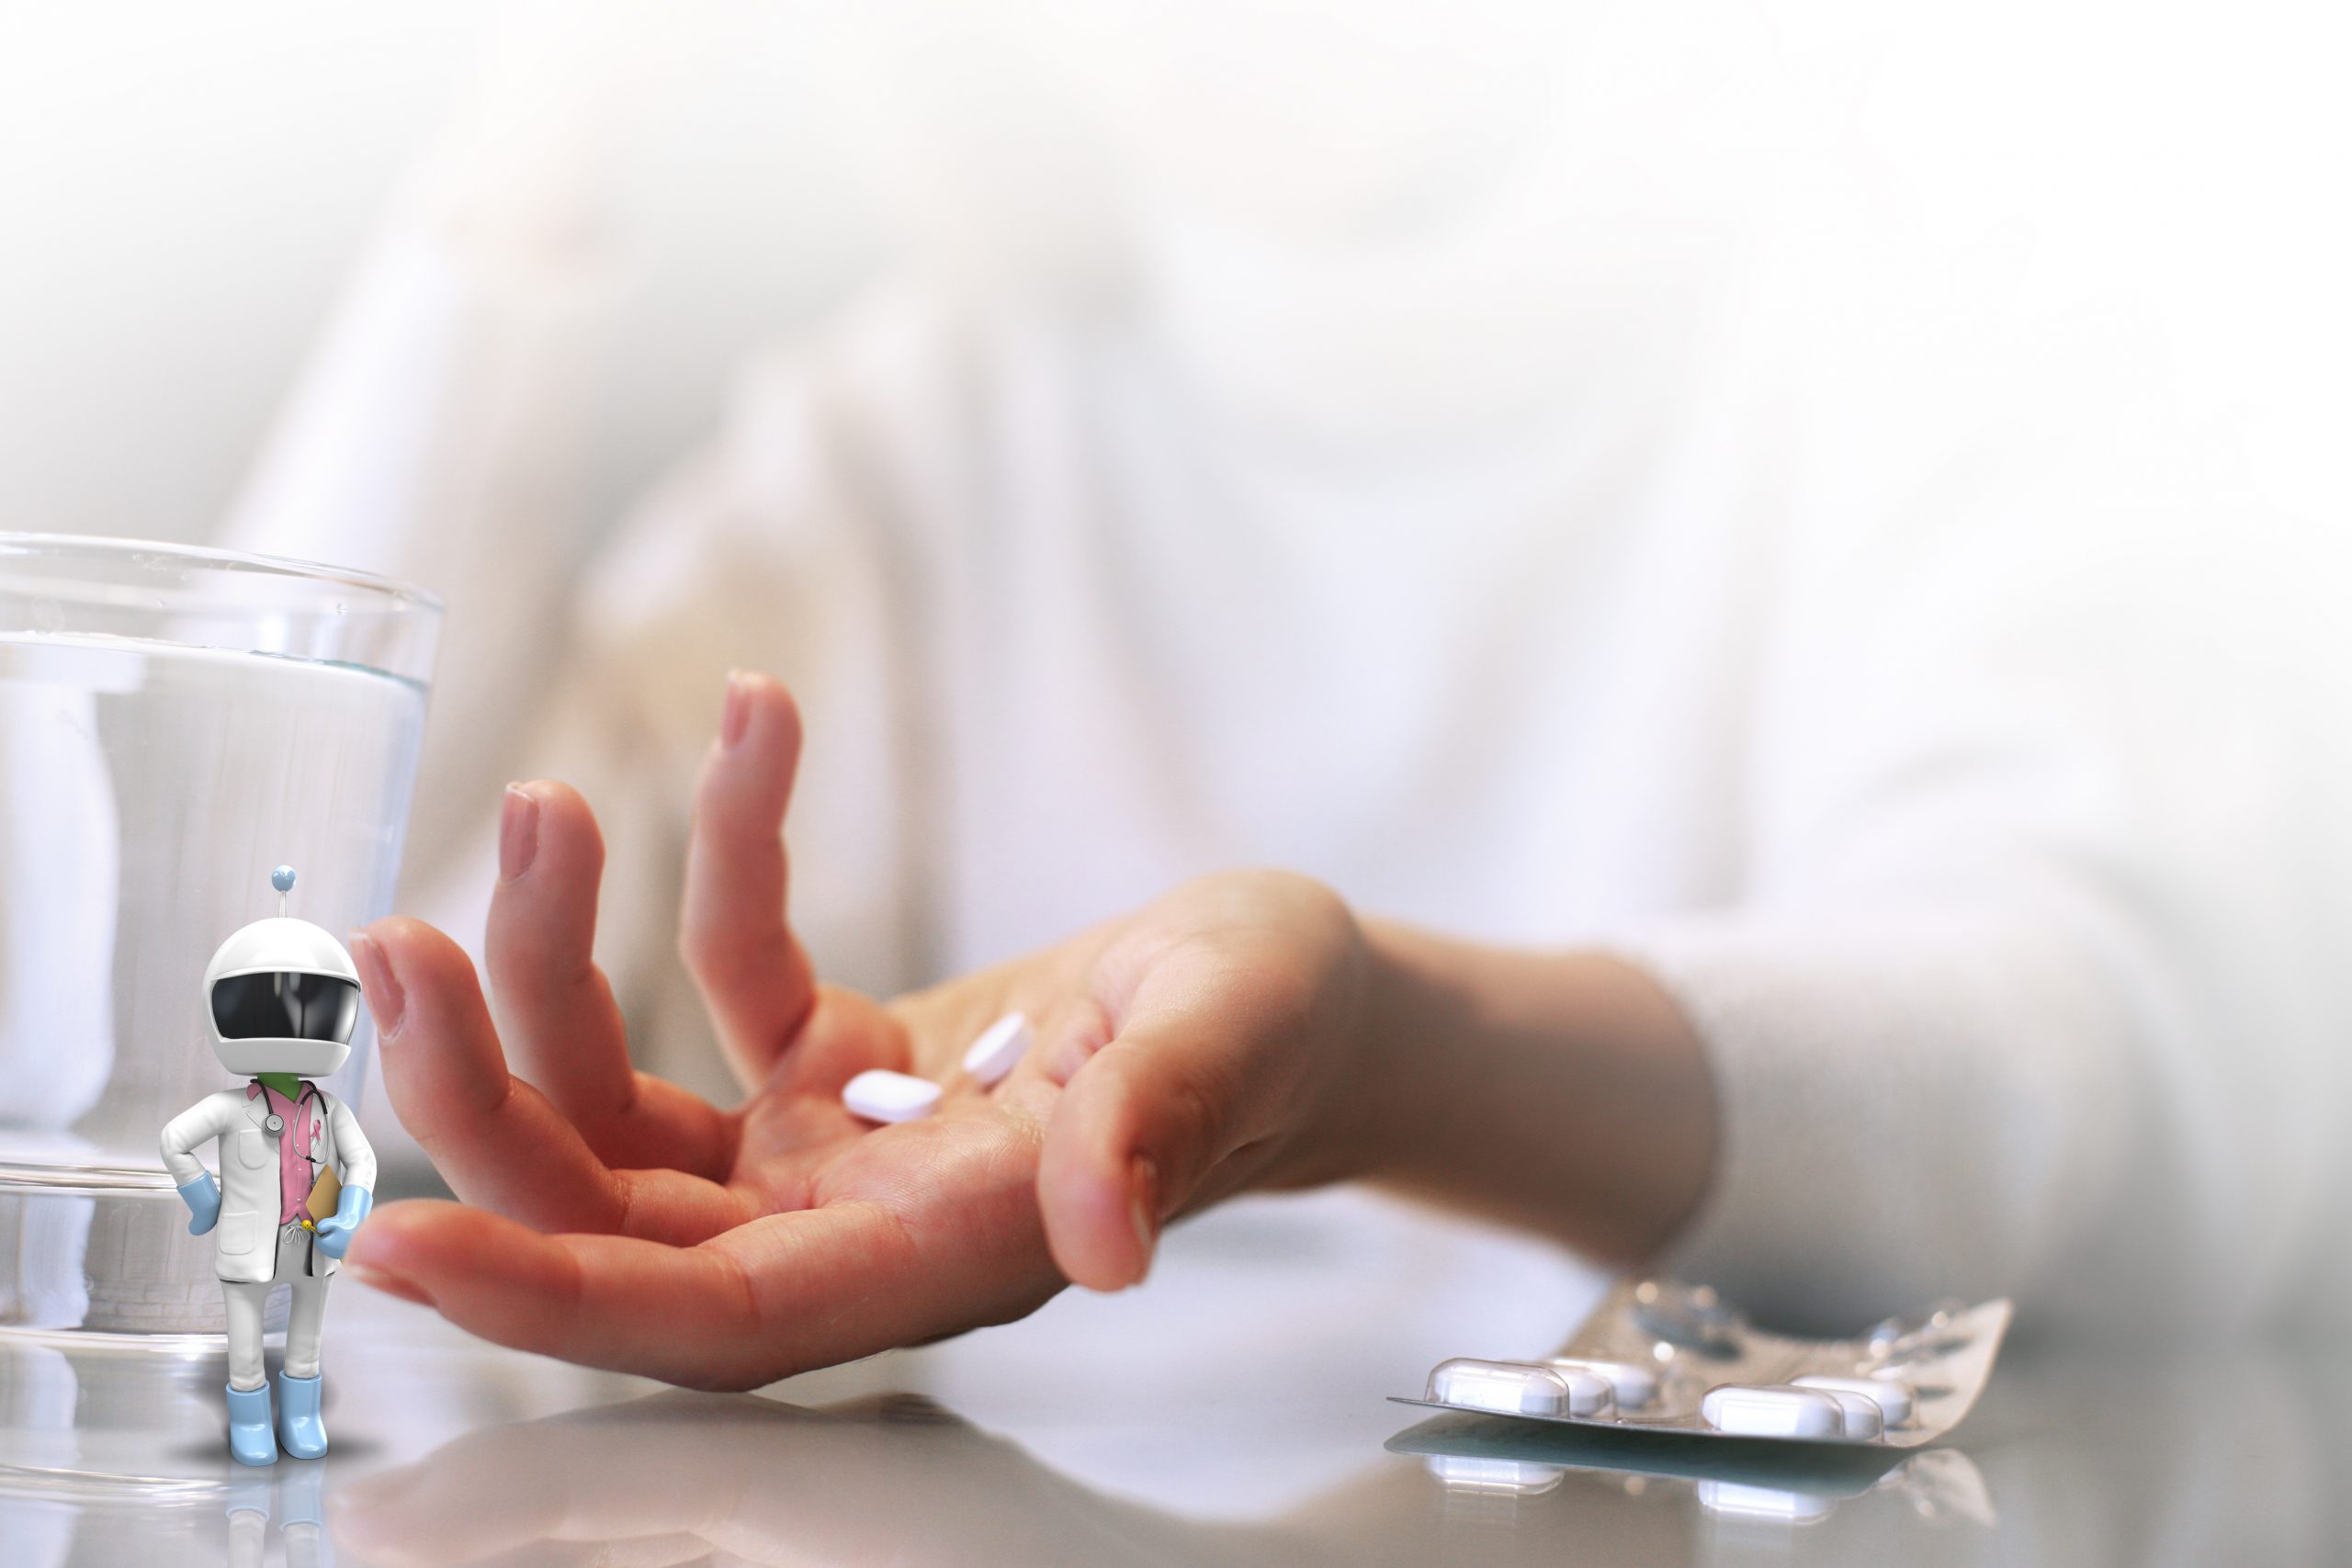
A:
<box><xmin>202</xmin><ymin>871</ymin><xmax>361</xmax><ymax>1077</ymax></box>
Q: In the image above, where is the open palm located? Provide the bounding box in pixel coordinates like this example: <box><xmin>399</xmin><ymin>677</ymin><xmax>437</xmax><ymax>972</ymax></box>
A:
<box><xmin>345</xmin><ymin>675</ymin><xmax>1370</xmax><ymax>1389</ymax></box>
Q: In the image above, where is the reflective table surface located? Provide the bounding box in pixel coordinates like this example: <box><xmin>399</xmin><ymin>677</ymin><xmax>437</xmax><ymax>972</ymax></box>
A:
<box><xmin>3</xmin><ymin>1188</ymin><xmax>2341</xmax><ymax>1566</ymax></box>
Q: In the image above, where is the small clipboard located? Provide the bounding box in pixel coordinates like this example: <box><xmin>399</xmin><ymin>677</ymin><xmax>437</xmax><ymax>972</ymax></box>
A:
<box><xmin>301</xmin><ymin>1164</ymin><xmax>341</xmax><ymax>1231</ymax></box>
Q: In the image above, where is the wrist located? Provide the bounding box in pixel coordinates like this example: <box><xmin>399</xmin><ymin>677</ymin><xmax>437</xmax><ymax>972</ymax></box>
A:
<box><xmin>1341</xmin><ymin>918</ymin><xmax>1466</xmax><ymax>1186</ymax></box>
<box><xmin>1226</xmin><ymin>880</ymin><xmax>1417</xmax><ymax>1194</ymax></box>
<box><xmin>1344</xmin><ymin>919</ymin><xmax>1719</xmax><ymax>1263</ymax></box>
<box><xmin>1305</xmin><ymin>915</ymin><xmax>1451</xmax><ymax>1190</ymax></box>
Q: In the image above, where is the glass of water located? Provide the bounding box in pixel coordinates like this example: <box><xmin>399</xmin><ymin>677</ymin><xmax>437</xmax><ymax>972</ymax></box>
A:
<box><xmin>0</xmin><ymin>534</ymin><xmax>437</xmax><ymax>1339</ymax></box>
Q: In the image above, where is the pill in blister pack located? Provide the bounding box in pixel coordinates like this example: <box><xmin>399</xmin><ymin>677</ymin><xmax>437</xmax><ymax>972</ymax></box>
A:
<box><xmin>1815</xmin><ymin>1388</ymin><xmax>1885</xmax><ymax>1440</ymax></box>
<box><xmin>1699</xmin><ymin>1383</ymin><xmax>1846</xmax><ymax>1440</ymax></box>
<box><xmin>1548</xmin><ymin>1356</ymin><xmax>1660</xmax><ymax>1409</ymax></box>
<box><xmin>1398</xmin><ymin>1278</ymin><xmax>2009</xmax><ymax>1450</ymax></box>
<box><xmin>1702</xmin><ymin>1384</ymin><xmax>1883</xmax><ymax>1441</ymax></box>
<box><xmin>1426</xmin><ymin>1359</ymin><xmax>1614</xmax><ymax>1420</ymax></box>
<box><xmin>1793</xmin><ymin>1373</ymin><xmax>1916</xmax><ymax>1428</ymax></box>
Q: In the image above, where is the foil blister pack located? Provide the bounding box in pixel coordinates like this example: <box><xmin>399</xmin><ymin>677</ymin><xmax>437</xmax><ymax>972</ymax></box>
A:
<box><xmin>1394</xmin><ymin>1277</ymin><xmax>2012</xmax><ymax>1449</ymax></box>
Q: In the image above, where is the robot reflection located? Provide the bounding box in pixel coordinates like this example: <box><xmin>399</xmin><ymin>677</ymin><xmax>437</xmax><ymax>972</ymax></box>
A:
<box><xmin>159</xmin><ymin>865</ymin><xmax>378</xmax><ymax>1467</ymax></box>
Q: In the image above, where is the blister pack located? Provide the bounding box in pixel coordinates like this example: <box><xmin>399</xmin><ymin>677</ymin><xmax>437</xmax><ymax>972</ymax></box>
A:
<box><xmin>1395</xmin><ymin>1277</ymin><xmax>2011</xmax><ymax>1449</ymax></box>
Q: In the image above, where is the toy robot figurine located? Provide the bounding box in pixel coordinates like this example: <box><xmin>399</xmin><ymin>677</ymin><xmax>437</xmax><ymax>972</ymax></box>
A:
<box><xmin>160</xmin><ymin>865</ymin><xmax>377</xmax><ymax>1467</ymax></box>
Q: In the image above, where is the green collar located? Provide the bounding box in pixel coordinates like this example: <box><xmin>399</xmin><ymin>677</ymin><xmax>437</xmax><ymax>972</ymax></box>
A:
<box><xmin>254</xmin><ymin>1072</ymin><xmax>303</xmax><ymax>1102</ymax></box>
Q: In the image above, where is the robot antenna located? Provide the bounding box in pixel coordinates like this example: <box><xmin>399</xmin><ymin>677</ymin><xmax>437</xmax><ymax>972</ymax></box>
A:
<box><xmin>270</xmin><ymin>864</ymin><xmax>297</xmax><ymax>918</ymax></box>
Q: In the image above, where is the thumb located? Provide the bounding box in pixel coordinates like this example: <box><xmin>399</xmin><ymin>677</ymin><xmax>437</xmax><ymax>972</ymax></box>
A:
<box><xmin>1035</xmin><ymin>1005</ymin><xmax>1268</xmax><ymax>1292</ymax></box>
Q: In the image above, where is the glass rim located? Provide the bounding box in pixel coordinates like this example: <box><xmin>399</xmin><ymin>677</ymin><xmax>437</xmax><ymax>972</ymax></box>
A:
<box><xmin>0</xmin><ymin>531</ymin><xmax>445</xmax><ymax>614</ymax></box>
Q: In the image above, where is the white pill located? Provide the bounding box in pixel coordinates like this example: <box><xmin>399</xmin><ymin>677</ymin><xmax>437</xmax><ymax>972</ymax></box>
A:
<box><xmin>1793</xmin><ymin>1373</ymin><xmax>1916</xmax><ymax>1427</ymax></box>
<box><xmin>1547</xmin><ymin>1356</ymin><xmax>1660</xmax><ymax>1409</ymax></box>
<box><xmin>1817</xmin><ymin>1389</ymin><xmax>1883</xmax><ymax>1440</ymax></box>
<box><xmin>1700</xmin><ymin>1384</ymin><xmax>1847</xmax><ymax>1440</ymax></box>
<box><xmin>962</xmin><ymin>1012</ymin><xmax>1035</xmax><ymax>1087</ymax></box>
<box><xmin>842</xmin><ymin>1069</ymin><xmax>942</xmax><ymax>1123</ymax></box>
<box><xmin>1426</xmin><ymin>1359</ymin><xmax>1614</xmax><ymax>1419</ymax></box>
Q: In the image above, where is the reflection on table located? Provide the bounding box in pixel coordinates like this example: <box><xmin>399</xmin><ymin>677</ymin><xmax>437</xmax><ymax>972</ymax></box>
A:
<box><xmin>2</xmin><ymin>1188</ymin><xmax>2344</xmax><ymax>1565</ymax></box>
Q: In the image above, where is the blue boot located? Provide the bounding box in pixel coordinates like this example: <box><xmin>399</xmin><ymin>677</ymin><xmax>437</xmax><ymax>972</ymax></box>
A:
<box><xmin>224</xmin><ymin>1382</ymin><xmax>277</xmax><ymax>1467</ymax></box>
<box><xmin>275</xmin><ymin>1371</ymin><xmax>329</xmax><ymax>1460</ymax></box>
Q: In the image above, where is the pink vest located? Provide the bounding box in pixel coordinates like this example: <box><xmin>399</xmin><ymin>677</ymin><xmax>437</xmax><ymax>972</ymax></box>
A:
<box><xmin>246</xmin><ymin>1081</ymin><xmax>321</xmax><ymax>1226</ymax></box>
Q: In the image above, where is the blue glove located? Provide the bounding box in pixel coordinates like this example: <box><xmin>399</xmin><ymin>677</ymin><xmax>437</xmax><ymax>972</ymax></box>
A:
<box><xmin>312</xmin><ymin>1185</ymin><xmax>372</xmax><ymax>1259</ymax></box>
<box><xmin>177</xmin><ymin>1173</ymin><xmax>220</xmax><ymax>1235</ymax></box>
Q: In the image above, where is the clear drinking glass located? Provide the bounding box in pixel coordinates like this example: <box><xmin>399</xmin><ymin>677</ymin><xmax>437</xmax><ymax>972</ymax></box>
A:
<box><xmin>0</xmin><ymin>534</ymin><xmax>437</xmax><ymax>1340</ymax></box>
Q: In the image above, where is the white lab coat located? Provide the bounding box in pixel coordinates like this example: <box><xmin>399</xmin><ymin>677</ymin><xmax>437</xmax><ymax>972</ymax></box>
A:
<box><xmin>160</xmin><ymin>1088</ymin><xmax>377</xmax><ymax>1285</ymax></box>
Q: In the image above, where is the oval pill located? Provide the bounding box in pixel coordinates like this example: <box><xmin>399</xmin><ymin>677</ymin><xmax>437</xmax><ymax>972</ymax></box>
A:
<box><xmin>1700</xmin><ymin>1384</ymin><xmax>1847</xmax><ymax>1439</ymax></box>
<box><xmin>1816</xmin><ymin>1389</ymin><xmax>1883</xmax><ymax>1440</ymax></box>
<box><xmin>962</xmin><ymin>1012</ymin><xmax>1035</xmax><ymax>1087</ymax></box>
<box><xmin>842</xmin><ymin>1069</ymin><xmax>942</xmax><ymax>1123</ymax></box>
<box><xmin>1793</xmin><ymin>1373</ymin><xmax>1916</xmax><ymax>1427</ymax></box>
<box><xmin>1547</xmin><ymin>1356</ymin><xmax>1660</xmax><ymax>1409</ymax></box>
<box><xmin>1426</xmin><ymin>1359</ymin><xmax>1614</xmax><ymax>1419</ymax></box>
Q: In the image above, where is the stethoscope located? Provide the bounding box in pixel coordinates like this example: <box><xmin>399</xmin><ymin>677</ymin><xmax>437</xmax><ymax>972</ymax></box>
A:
<box><xmin>260</xmin><ymin>1083</ymin><xmax>319</xmax><ymax>1138</ymax></box>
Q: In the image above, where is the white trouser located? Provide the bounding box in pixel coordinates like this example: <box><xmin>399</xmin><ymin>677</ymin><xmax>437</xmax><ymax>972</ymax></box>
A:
<box><xmin>221</xmin><ymin>1220</ymin><xmax>332</xmax><ymax>1392</ymax></box>
<box><xmin>228</xmin><ymin>1469</ymin><xmax>326</xmax><ymax>1568</ymax></box>
<box><xmin>226</xmin><ymin>1506</ymin><xmax>326</xmax><ymax>1568</ymax></box>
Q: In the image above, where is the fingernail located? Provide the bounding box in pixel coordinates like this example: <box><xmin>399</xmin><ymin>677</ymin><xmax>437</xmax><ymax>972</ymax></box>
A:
<box><xmin>345</xmin><ymin>1258</ymin><xmax>434</xmax><ymax>1308</ymax></box>
<box><xmin>348</xmin><ymin>931</ymin><xmax>405</xmax><ymax>1041</ymax></box>
<box><xmin>499</xmin><ymin>784</ymin><xmax>539</xmax><ymax>881</ymax></box>
<box><xmin>1128</xmin><ymin>1156</ymin><xmax>1159</xmax><ymax>1283</ymax></box>
<box><xmin>722</xmin><ymin>671</ymin><xmax>752</xmax><ymax>750</ymax></box>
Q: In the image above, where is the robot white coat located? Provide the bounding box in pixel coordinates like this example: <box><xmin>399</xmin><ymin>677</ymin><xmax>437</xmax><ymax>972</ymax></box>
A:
<box><xmin>160</xmin><ymin>866</ymin><xmax>377</xmax><ymax>1467</ymax></box>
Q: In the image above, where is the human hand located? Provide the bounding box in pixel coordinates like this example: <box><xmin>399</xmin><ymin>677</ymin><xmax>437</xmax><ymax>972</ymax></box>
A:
<box><xmin>341</xmin><ymin>673</ymin><xmax>1385</xmax><ymax>1389</ymax></box>
<box><xmin>313</xmin><ymin>1185</ymin><xmax>373</xmax><ymax>1259</ymax></box>
<box><xmin>178</xmin><ymin>1171</ymin><xmax>220</xmax><ymax>1235</ymax></box>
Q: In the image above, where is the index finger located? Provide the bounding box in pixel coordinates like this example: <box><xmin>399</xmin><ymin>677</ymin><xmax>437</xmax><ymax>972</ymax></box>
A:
<box><xmin>489</xmin><ymin>779</ymin><xmax>738</xmax><ymax>1179</ymax></box>
<box><xmin>359</xmin><ymin>917</ymin><xmax>751</xmax><ymax>1245</ymax></box>
<box><xmin>678</xmin><ymin>671</ymin><xmax>819</xmax><ymax>1091</ymax></box>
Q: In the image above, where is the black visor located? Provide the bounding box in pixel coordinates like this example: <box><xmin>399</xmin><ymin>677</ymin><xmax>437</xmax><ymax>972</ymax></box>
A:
<box><xmin>210</xmin><ymin>972</ymin><xmax>360</xmax><ymax>1043</ymax></box>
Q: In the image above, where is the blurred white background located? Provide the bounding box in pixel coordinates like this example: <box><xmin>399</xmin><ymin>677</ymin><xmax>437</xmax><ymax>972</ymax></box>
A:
<box><xmin>0</xmin><ymin>2</ymin><xmax>886</xmax><ymax>551</ymax></box>
<box><xmin>1</xmin><ymin>0</ymin><xmax>2344</xmax><ymax>557</ymax></box>
<box><xmin>4</xmin><ymin>0</ymin><xmax>2349</xmax><ymax>1370</ymax></box>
